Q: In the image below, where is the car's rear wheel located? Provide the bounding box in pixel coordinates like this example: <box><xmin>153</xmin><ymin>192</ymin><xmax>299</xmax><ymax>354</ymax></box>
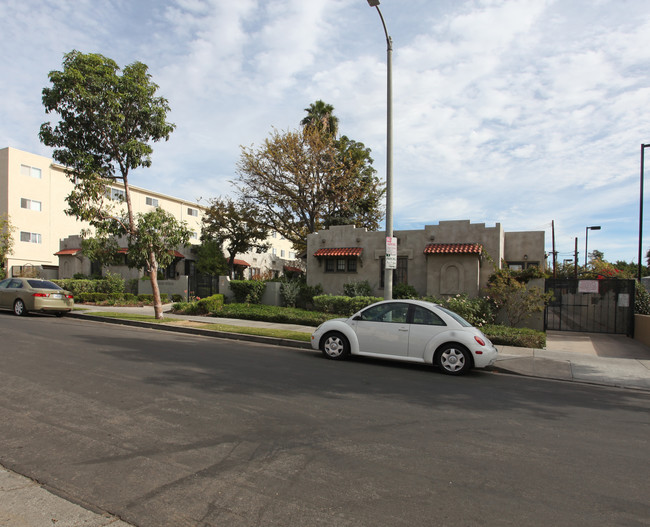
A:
<box><xmin>55</xmin><ymin>311</ymin><xmax>66</xmax><ymax>317</ymax></box>
<box><xmin>13</xmin><ymin>299</ymin><xmax>27</xmax><ymax>316</ymax></box>
<box><xmin>436</xmin><ymin>344</ymin><xmax>471</xmax><ymax>375</ymax></box>
<box><xmin>321</xmin><ymin>332</ymin><xmax>350</xmax><ymax>360</ymax></box>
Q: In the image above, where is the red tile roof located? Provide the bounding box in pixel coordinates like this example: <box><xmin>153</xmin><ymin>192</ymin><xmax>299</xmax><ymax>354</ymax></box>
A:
<box><xmin>54</xmin><ymin>248</ymin><xmax>82</xmax><ymax>256</ymax></box>
<box><xmin>284</xmin><ymin>265</ymin><xmax>304</xmax><ymax>273</ymax></box>
<box><xmin>314</xmin><ymin>247</ymin><xmax>363</xmax><ymax>257</ymax></box>
<box><xmin>233</xmin><ymin>259</ymin><xmax>250</xmax><ymax>267</ymax></box>
<box><xmin>424</xmin><ymin>243</ymin><xmax>483</xmax><ymax>255</ymax></box>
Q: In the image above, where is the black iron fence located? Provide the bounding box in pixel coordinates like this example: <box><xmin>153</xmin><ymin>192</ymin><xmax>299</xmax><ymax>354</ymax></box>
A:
<box><xmin>545</xmin><ymin>279</ymin><xmax>635</xmax><ymax>335</ymax></box>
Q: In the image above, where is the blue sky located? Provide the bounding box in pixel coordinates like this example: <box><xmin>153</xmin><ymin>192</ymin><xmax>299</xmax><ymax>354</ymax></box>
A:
<box><xmin>2</xmin><ymin>0</ymin><xmax>650</xmax><ymax>264</ymax></box>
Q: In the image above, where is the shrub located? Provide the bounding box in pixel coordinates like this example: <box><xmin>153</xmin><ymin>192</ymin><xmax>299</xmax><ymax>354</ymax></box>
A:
<box><xmin>229</xmin><ymin>280</ymin><xmax>267</xmax><ymax>304</ymax></box>
<box><xmin>393</xmin><ymin>283</ymin><xmax>418</xmax><ymax>299</ymax></box>
<box><xmin>343</xmin><ymin>280</ymin><xmax>372</xmax><ymax>297</ymax></box>
<box><xmin>280</xmin><ymin>279</ymin><xmax>301</xmax><ymax>308</ymax></box>
<box><xmin>485</xmin><ymin>271</ymin><xmax>551</xmax><ymax>327</ymax></box>
<box><xmin>96</xmin><ymin>271</ymin><xmax>125</xmax><ymax>294</ymax></box>
<box><xmin>297</xmin><ymin>283</ymin><xmax>323</xmax><ymax>310</ymax></box>
<box><xmin>215</xmin><ymin>303</ymin><xmax>335</xmax><ymax>326</ymax></box>
<box><xmin>482</xmin><ymin>324</ymin><xmax>546</xmax><ymax>349</ymax></box>
<box><xmin>171</xmin><ymin>294</ymin><xmax>184</xmax><ymax>303</ymax></box>
<box><xmin>313</xmin><ymin>295</ymin><xmax>382</xmax><ymax>316</ymax></box>
<box><xmin>196</xmin><ymin>294</ymin><xmax>224</xmax><ymax>314</ymax></box>
<box><xmin>635</xmin><ymin>280</ymin><xmax>650</xmax><ymax>315</ymax></box>
<box><xmin>138</xmin><ymin>294</ymin><xmax>154</xmax><ymax>303</ymax></box>
<box><xmin>429</xmin><ymin>294</ymin><xmax>495</xmax><ymax>327</ymax></box>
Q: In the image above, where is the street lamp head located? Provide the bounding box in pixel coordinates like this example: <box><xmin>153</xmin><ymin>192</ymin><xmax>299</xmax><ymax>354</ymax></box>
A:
<box><xmin>367</xmin><ymin>0</ymin><xmax>380</xmax><ymax>6</ymax></box>
<box><xmin>588</xmin><ymin>225</ymin><xmax>602</xmax><ymax>231</ymax></box>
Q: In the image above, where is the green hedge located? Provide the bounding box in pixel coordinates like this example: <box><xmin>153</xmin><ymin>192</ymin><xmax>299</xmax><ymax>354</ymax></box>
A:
<box><xmin>229</xmin><ymin>280</ymin><xmax>267</xmax><ymax>304</ymax></box>
<box><xmin>482</xmin><ymin>324</ymin><xmax>546</xmax><ymax>349</ymax></box>
<box><xmin>313</xmin><ymin>295</ymin><xmax>383</xmax><ymax>316</ymax></box>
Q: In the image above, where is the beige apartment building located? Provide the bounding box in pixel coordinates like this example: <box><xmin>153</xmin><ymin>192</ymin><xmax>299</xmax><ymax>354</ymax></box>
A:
<box><xmin>0</xmin><ymin>147</ymin><xmax>300</xmax><ymax>281</ymax></box>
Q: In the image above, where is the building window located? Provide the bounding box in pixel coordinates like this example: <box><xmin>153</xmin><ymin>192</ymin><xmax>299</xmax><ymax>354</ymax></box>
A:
<box><xmin>146</xmin><ymin>196</ymin><xmax>159</xmax><ymax>207</ymax></box>
<box><xmin>20</xmin><ymin>231</ymin><xmax>42</xmax><ymax>244</ymax></box>
<box><xmin>20</xmin><ymin>164</ymin><xmax>41</xmax><ymax>179</ymax></box>
<box><xmin>20</xmin><ymin>198</ymin><xmax>42</xmax><ymax>211</ymax></box>
<box><xmin>272</xmin><ymin>248</ymin><xmax>277</xmax><ymax>256</ymax></box>
<box><xmin>106</xmin><ymin>187</ymin><xmax>125</xmax><ymax>201</ymax></box>
<box><xmin>289</xmin><ymin>251</ymin><xmax>296</xmax><ymax>259</ymax></box>
<box><xmin>507</xmin><ymin>261</ymin><xmax>539</xmax><ymax>270</ymax></box>
<box><xmin>380</xmin><ymin>256</ymin><xmax>408</xmax><ymax>287</ymax></box>
<box><xmin>324</xmin><ymin>258</ymin><xmax>358</xmax><ymax>273</ymax></box>
<box><xmin>190</xmin><ymin>231</ymin><xmax>198</xmax><ymax>240</ymax></box>
<box><xmin>281</xmin><ymin>249</ymin><xmax>285</xmax><ymax>258</ymax></box>
<box><xmin>187</xmin><ymin>207</ymin><xmax>198</xmax><ymax>217</ymax></box>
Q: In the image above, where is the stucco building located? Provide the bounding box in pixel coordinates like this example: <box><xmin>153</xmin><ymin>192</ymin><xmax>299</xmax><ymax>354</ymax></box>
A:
<box><xmin>0</xmin><ymin>147</ymin><xmax>300</xmax><ymax>281</ymax></box>
<box><xmin>306</xmin><ymin>221</ymin><xmax>545</xmax><ymax>298</ymax></box>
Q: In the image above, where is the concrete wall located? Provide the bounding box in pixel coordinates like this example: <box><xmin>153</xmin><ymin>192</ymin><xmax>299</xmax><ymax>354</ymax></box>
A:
<box><xmin>138</xmin><ymin>276</ymin><xmax>189</xmax><ymax>299</ymax></box>
<box><xmin>634</xmin><ymin>314</ymin><xmax>650</xmax><ymax>347</ymax></box>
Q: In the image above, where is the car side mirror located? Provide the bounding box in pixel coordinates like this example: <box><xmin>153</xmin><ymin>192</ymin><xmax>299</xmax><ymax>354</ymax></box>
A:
<box><xmin>352</xmin><ymin>314</ymin><xmax>362</xmax><ymax>321</ymax></box>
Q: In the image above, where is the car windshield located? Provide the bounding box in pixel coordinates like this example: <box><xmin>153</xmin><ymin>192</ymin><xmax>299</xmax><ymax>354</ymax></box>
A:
<box><xmin>27</xmin><ymin>279</ymin><xmax>62</xmax><ymax>290</ymax></box>
<box><xmin>437</xmin><ymin>306</ymin><xmax>473</xmax><ymax>327</ymax></box>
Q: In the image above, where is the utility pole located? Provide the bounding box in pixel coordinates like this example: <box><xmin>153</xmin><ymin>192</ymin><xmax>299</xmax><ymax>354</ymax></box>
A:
<box><xmin>574</xmin><ymin>237</ymin><xmax>578</xmax><ymax>279</ymax></box>
<box><xmin>552</xmin><ymin>220</ymin><xmax>557</xmax><ymax>279</ymax></box>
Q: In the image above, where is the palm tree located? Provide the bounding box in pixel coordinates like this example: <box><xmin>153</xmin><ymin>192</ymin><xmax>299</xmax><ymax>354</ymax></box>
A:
<box><xmin>300</xmin><ymin>100</ymin><xmax>339</xmax><ymax>137</ymax></box>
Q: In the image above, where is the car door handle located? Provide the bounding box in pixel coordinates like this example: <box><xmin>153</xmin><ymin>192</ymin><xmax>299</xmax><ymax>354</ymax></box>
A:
<box><xmin>398</xmin><ymin>328</ymin><xmax>409</xmax><ymax>331</ymax></box>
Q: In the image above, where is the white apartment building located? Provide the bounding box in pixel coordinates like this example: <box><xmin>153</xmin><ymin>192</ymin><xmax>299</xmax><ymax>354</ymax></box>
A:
<box><xmin>0</xmin><ymin>147</ymin><xmax>301</xmax><ymax>280</ymax></box>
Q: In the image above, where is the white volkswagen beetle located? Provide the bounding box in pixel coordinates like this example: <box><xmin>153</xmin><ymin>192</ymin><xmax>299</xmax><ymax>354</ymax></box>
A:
<box><xmin>311</xmin><ymin>299</ymin><xmax>497</xmax><ymax>375</ymax></box>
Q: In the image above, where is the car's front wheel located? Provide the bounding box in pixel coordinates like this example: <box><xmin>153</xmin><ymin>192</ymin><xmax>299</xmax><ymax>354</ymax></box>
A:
<box><xmin>436</xmin><ymin>344</ymin><xmax>471</xmax><ymax>375</ymax></box>
<box><xmin>321</xmin><ymin>332</ymin><xmax>350</xmax><ymax>360</ymax></box>
<box><xmin>13</xmin><ymin>299</ymin><xmax>27</xmax><ymax>316</ymax></box>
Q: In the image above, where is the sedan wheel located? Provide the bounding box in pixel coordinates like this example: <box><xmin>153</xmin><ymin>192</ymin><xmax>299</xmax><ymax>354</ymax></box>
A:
<box><xmin>321</xmin><ymin>332</ymin><xmax>350</xmax><ymax>360</ymax></box>
<box><xmin>436</xmin><ymin>344</ymin><xmax>471</xmax><ymax>375</ymax></box>
<box><xmin>13</xmin><ymin>299</ymin><xmax>27</xmax><ymax>316</ymax></box>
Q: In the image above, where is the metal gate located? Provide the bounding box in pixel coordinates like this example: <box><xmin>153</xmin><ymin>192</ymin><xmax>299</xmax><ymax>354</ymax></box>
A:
<box><xmin>544</xmin><ymin>279</ymin><xmax>635</xmax><ymax>335</ymax></box>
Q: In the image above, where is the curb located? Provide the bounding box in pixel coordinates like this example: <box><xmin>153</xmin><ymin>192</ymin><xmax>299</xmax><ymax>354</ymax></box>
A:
<box><xmin>67</xmin><ymin>312</ymin><xmax>313</xmax><ymax>350</ymax></box>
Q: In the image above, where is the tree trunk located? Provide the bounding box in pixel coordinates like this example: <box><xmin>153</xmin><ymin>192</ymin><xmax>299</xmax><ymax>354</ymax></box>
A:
<box><xmin>148</xmin><ymin>251</ymin><xmax>164</xmax><ymax>320</ymax></box>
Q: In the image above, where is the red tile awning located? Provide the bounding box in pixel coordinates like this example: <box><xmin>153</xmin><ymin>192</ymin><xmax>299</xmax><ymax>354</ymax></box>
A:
<box><xmin>54</xmin><ymin>248</ymin><xmax>82</xmax><ymax>256</ymax></box>
<box><xmin>424</xmin><ymin>243</ymin><xmax>483</xmax><ymax>255</ymax></box>
<box><xmin>314</xmin><ymin>247</ymin><xmax>363</xmax><ymax>257</ymax></box>
<box><xmin>284</xmin><ymin>265</ymin><xmax>304</xmax><ymax>273</ymax></box>
<box><xmin>233</xmin><ymin>259</ymin><xmax>250</xmax><ymax>267</ymax></box>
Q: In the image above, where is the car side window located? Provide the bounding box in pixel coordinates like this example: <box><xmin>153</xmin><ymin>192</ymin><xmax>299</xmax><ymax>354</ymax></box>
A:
<box><xmin>412</xmin><ymin>306</ymin><xmax>446</xmax><ymax>326</ymax></box>
<box><xmin>8</xmin><ymin>279</ymin><xmax>23</xmax><ymax>288</ymax></box>
<box><xmin>0</xmin><ymin>279</ymin><xmax>10</xmax><ymax>289</ymax></box>
<box><xmin>361</xmin><ymin>303</ymin><xmax>409</xmax><ymax>324</ymax></box>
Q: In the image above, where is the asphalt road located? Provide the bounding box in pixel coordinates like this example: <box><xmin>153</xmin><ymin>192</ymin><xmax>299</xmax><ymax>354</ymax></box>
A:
<box><xmin>1</xmin><ymin>312</ymin><xmax>649</xmax><ymax>527</ymax></box>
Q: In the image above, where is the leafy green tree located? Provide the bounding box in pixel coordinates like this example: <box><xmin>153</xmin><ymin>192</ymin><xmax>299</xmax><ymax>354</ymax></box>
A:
<box><xmin>127</xmin><ymin>208</ymin><xmax>191</xmax><ymax>280</ymax></box>
<box><xmin>236</xmin><ymin>126</ymin><xmax>383</xmax><ymax>251</ymax></box>
<box><xmin>0</xmin><ymin>214</ymin><xmax>15</xmax><ymax>279</ymax></box>
<box><xmin>201</xmin><ymin>197</ymin><xmax>270</xmax><ymax>278</ymax></box>
<box><xmin>39</xmin><ymin>50</ymin><xmax>177</xmax><ymax>318</ymax></box>
<box><xmin>194</xmin><ymin>240</ymin><xmax>229</xmax><ymax>277</ymax></box>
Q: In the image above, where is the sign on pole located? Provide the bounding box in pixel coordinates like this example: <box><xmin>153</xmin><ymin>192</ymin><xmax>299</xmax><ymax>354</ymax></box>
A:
<box><xmin>385</xmin><ymin>236</ymin><xmax>397</xmax><ymax>269</ymax></box>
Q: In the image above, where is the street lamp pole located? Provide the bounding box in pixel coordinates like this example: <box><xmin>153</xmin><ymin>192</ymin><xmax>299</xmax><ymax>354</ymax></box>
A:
<box><xmin>585</xmin><ymin>225</ymin><xmax>601</xmax><ymax>268</ymax></box>
<box><xmin>367</xmin><ymin>0</ymin><xmax>394</xmax><ymax>300</ymax></box>
<box><xmin>639</xmin><ymin>144</ymin><xmax>650</xmax><ymax>282</ymax></box>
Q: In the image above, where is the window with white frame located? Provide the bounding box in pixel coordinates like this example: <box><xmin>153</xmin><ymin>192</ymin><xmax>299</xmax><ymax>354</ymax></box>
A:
<box><xmin>146</xmin><ymin>196</ymin><xmax>159</xmax><ymax>207</ymax></box>
<box><xmin>20</xmin><ymin>164</ymin><xmax>41</xmax><ymax>179</ymax></box>
<box><xmin>272</xmin><ymin>248</ymin><xmax>277</xmax><ymax>256</ymax></box>
<box><xmin>20</xmin><ymin>231</ymin><xmax>42</xmax><ymax>243</ymax></box>
<box><xmin>106</xmin><ymin>187</ymin><xmax>125</xmax><ymax>201</ymax></box>
<box><xmin>187</xmin><ymin>207</ymin><xmax>198</xmax><ymax>217</ymax></box>
<box><xmin>190</xmin><ymin>231</ymin><xmax>198</xmax><ymax>240</ymax></box>
<box><xmin>20</xmin><ymin>198</ymin><xmax>42</xmax><ymax>211</ymax></box>
<box><xmin>289</xmin><ymin>251</ymin><xmax>296</xmax><ymax>259</ymax></box>
<box><xmin>281</xmin><ymin>249</ymin><xmax>285</xmax><ymax>258</ymax></box>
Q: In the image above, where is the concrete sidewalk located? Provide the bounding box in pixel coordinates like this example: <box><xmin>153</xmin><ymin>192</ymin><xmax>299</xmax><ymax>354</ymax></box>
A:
<box><xmin>3</xmin><ymin>305</ymin><xmax>650</xmax><ymax>526</ymax></box>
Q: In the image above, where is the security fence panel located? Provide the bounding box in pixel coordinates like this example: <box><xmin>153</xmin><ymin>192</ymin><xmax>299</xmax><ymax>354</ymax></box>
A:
<box><xmin>545</xmin><ymin>279</ymin><xmax>634</xmax><ymax>335</ymax></box>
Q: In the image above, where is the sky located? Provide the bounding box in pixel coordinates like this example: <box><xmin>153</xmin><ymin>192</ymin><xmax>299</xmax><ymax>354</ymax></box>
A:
<box><xmin>2</xmin><ymin>0</ymin><xmax>650</xmax><ymax>265</ymax></box>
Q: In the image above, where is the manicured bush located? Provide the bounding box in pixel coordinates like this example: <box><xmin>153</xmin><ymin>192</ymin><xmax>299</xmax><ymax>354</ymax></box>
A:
<box><xmin>393</xmin><ymin>283</ymin><xmax>418</xmax><ymax>299</ymax></box>
<box><xmin>313</xmin><ymin>295</ymin><xmax>382</xmax><ymax>316</ymax></box>
<box><xmin>343</xmin><ymin>280</ymin><xmax>372</xmax><ymax>297</ymax></box>
<box><xmin>171</xmin><ymin>294</ymin><xmax>184</xmax><ymax>303</ymax></box>
<box><xmin>425</xmin><ymin>294</ymin><xmax>496</xmax><ymax>328</ymax></box>
<box><xmin>297</xmin><ymin>283</ymin><xmax>323</xmax><ymax>310</ymax></box>
<box><xmin>280</xmin><ymin>279</ymin><xmax>301</xmax><ymax>308</ymax></box>
<box><xmin>96</xmin><ymin>271</ymin><xmax>125</xmax><ymax>294</ymax></box>
<box><xmin>482</xmin><ymin>324</ymin><xmax>546</xmax><ymax>349</ymax></box>
<box><xmin>197</xmin><ymin>294</ymin><xmax>224</xmax><ymax>314</ymax></box>
<box><xmin>229</xmin><ymin>280</ymin><xmax>267</xmax><ymax>304</ymax></box>
<box><xmin>215</xmin><ymin>303</ymin><xmax>335</xmax><ymax>326</ymax></box>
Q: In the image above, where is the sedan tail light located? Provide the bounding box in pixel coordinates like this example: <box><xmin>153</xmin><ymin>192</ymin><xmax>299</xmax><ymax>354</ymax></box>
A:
<box><xmin>32</xmin><ymin>293</ymin><xmax>49</xmax><ymax>297</ymax></box>
<box><xmin>65</xmin><ymin>294</ymin><xmax>74</xmax><ymax>299</ymax></box>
